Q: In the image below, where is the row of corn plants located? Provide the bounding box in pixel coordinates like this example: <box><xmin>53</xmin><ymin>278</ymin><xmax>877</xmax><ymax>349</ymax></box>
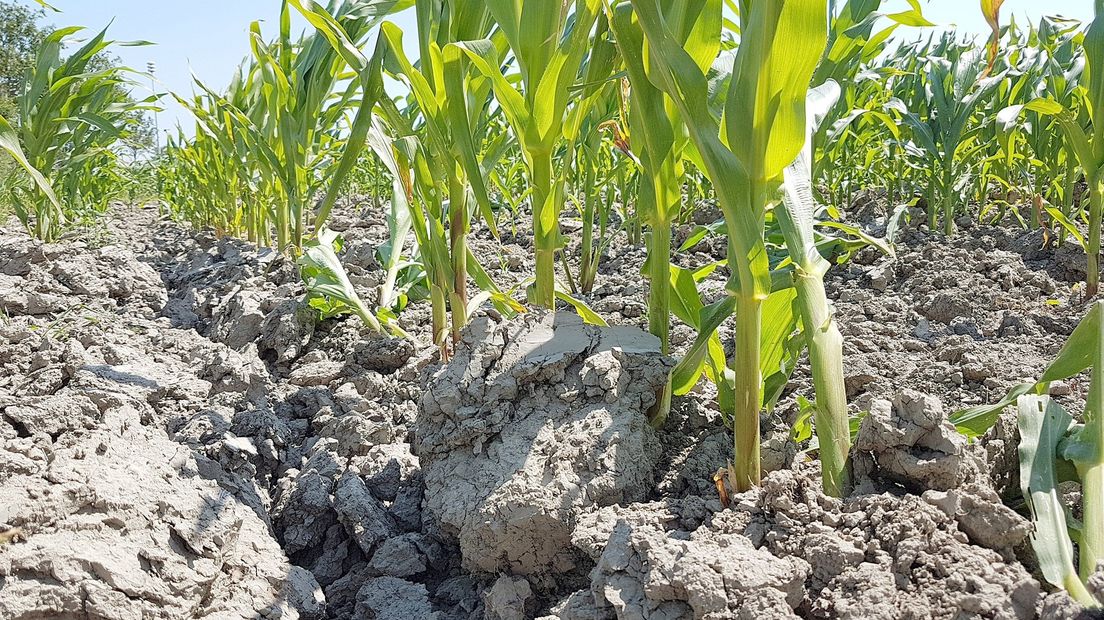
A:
<box><xmin>7</xmin><ymin>1</ymin><xmax>1104</xmax><ymax>605</ymax></box>
<box><xmin>153</xmin><ymin>0</ymin><xmax>875</xmax><ymax>494</ymax></box>
<box><xmin>0</xmin><ymin>26</ymin><xmax>154</xmax><ymax>241</ymax></box>
<box><xmin>147</xmin><ymin>2</ymin><xmax>1104</xmax><ymax>600</ymax></box>
<box><xmin>817</xmin><ymin>7</ymin><xmax>1104</xmax><ymax>297</ymax></box>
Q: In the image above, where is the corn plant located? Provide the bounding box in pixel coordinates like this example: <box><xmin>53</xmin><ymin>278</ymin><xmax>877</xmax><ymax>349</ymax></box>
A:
<box><xmin>295</xmin><ymin>0</ymin><xmax>524</xmax><ymax>354</ymax></box>
<box><xmin>162</xmin><ymin>93</ymin><xmax>271</xmax><ymax>241</ymax></box>
<box><xmin>458</xmin><ymin>0</ymin><xmax>603</xmax><ymax>308</ymax></box>
<box><xmin>566</xmin><ymin>47</ymin><xmax>624</xmax><ymax>296</ymax></box>
<box><xmin>377</xmin><ymin>17</ymin><xmax>494</xmax><ymax>352</ymax></box>
<box><xmin>815</xmin><ymin>0</ymin><xmax>932</xmax><ymax>88</ymax></box>
<box><xmin>362</xmin><ymin>116</ymin><xmax>415</xmax><ymax>314</ymax></box>
<box><xmin>162</xmin><ymin>0</ymin><xmax>411</xmax><ymax>251</ymax></box>
<box><xmin>817</xmin><ymin>77</ymin><xmax>907</xmax><ymax>209</ymax></box>
<box><xmin>1007</xmin><ymin>302</ymin><xmax>1104</xmax><ymax>607</ymax></box>
<box><xmin>571</xmin><ymin>137</ymin><xmax>609</xmax><ymax>294</ymax></box>
<box><xmin>299</xmin><ymin>228</ymin><xmax>383</xmax><ymax>331</ymax></box>
<box><xmin>608</xmin><ymin>0</ymin><xmax>719</xmax><ymax>427</ymax></box>
<box><xmin>631</xmin><ymin>0</ymin><xmax>827</xmax><ymax>491</ymax></box>
<box><xmin>0</xmin><ymin>26</ymin><xmax>151</xmax><ymax>241</ymax></box>
<box><xmin>571</xmin><ymin>118</ymin><xmax>627</xmax><ymax>295</ymax></box>
<box><xmin>488</xmin><ymin>148</ymin><xmax>531</xmax><ymax>237</ymax></box>
<box><xmin>902</xmin><ymin>42</ymin><xmax>1004</xmax><ymax>235</ymax></box>
<box><xmin>0</xmin><ymin>116</ymin><xmax>60</xmax><ymax>229</ymax></box>
<box><xmin>774</xmin><ymin>81</ymin><xmax>850</xmax><ymax>497</ymax></box>
<box><xmin>989</xmin><ymin>18</ymin><xmax>1083</xmax><ymax>231</ymax></box>
<box><xmin>832</xmin><ymin>38</ymin><xmax>932</xmax><ymax>205</ymax></box>
<box><xmin>999</xmin><ymin>5</ymin><xmax>1104</xmax><ymax>297</ymax></box>
<box><xmin>266</xmin><ymin>0</ymin><xmax>417</xmax><ymax>248</ymax></box>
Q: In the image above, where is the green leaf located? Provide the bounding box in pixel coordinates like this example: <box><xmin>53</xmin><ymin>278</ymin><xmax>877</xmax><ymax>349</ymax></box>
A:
<box><xmin>1017</xmin><ymin>395</ymin><xmax>1098</xmax><ymax>606</ymax></box>
<box><xmin>1045</xmin><ymin>204</ymin><xmax>1087</xmax><ymax>249</ymax></box>
<box><xmin>453</xmin><ymin>40</ymin><xmax>530</xmax><ymax>143</ymax></box>
<box><xmin>555</xmin><ymin>289</ymin><xmax>608</xmax><ymax>326</ymax></box>
<box><xmin>671</xmin><ymin>295</ymin><xmax>736</xmax><ymax>394</ymax></box>
<box><xmin>442</xmin><ymin>44</ymin><xmax>498</xmax><ymax>238</ymax></box>
<box><xmin>669</xmin><ymin>264</ymin><xmax>706</xmax><ymax>329</ymax></box>
<box><xmin>760</xmin><ymin>287</ymin><xmax>801</xmax><ymax>408</ymax></box>
<box><xmin>298</xmin><ymin>229</ymin><xmax>381</xmax><ymax>332</ymax></box>
<box><xmin>0</xmin><ymin>114</ymin><xmax>63</xmax><ymax>218</ymax></box>
<box><xmin>1025</xmin><ymin>98</ymin><xmax>1099</xmax><ymax>175</ymax></box>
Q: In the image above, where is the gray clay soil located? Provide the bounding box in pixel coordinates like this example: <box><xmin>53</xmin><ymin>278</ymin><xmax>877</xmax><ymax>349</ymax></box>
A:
<box><xmin>1</xmin><ymin>200</ymin><xmax>1103</xmax><ymax>619</ymax></box>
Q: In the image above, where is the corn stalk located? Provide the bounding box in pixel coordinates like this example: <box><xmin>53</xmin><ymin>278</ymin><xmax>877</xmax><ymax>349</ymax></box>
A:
<box><xmin>776</xmin><ymin>81</ymin><xmax>850</xmax><ymax>496</ymax></box>
<box><xmin>456</xmin><ymin>0</ymin><xmax>602</xmax><ymax>308</ymax></box>
<box><xmin>608</xmin><ymin>0</ymin><xmax>718</xmax><ymax>427</ymax></box>
<box><xmin>630</xmin><ymin>0</ymin><xmax>827</xmax><ymax>491</ymax></box>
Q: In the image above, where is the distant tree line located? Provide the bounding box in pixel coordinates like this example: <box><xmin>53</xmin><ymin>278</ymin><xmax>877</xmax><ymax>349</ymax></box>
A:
<box><xmin>0</xmin><ymin>1</ymin><xmax>46</xmax><ymax>121</ymax></box>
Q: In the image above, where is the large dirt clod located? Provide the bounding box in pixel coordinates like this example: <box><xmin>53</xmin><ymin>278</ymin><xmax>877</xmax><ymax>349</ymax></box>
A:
<box><xmin>748</xmin><ymin>467</ymin><xmax>1041</xmax><ymax>619</ymax></box>
<box><xmin>853</xmin><ymin>389</ymin><xmax>980</xmax><ymax>493</ymax></box>
<box><xmin>0</xmin><ymin>404</ymin><xmax>323</xmax><ymax>620</ymax></box>
<box><xmin>416</xmin><ymin>311</ymin><xmax>673</xmax><ymax>585</ymax></box>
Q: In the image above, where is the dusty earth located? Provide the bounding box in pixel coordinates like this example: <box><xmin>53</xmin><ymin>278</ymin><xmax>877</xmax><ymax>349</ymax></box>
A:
<box><xmin>1</xmin><ymin>199</ymin><xmax>1103</xmax><ymax>619</ymax></box>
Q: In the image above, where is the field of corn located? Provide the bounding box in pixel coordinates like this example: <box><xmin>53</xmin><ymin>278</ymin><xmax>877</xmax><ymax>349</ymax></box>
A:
<box><xmin>4</xmin><ymin>0</ymin><xmax>1104</xmax><ymax>617</ymax></box>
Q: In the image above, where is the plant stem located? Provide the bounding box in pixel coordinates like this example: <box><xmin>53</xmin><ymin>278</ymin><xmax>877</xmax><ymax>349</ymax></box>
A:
<box><xmin>1082</xmin><ymin>465</ymin><xmax>1104</xmax><ymax>580</ymax></box>
<box><xmin>276</xmin><ymin>198</ymin><xmax>289</xmax><ymax>251</ymax></box>
<box><xmin>927</xmin><ymin>185</ymin><xmax>938</xmax><ymax>231</ymax></box>
<box><xmin>647</xmin><ymin>219</ymin><xmax>672</xmax><ymax>427</ymax></box>
<box><xmin>942</xmin><ymin>160</ymin><xmax>956</xmax><ymax>236</ymax></box>
<box><xmin>730</xmin><ymin>292</ymin><xmax>763</xmax><ymax>492</ymax></box>
<box><xmin>647</xmin><ymin>223</ymin><xmax>671</xmax><ymax>352</ymax></box>
<box><xmin>794</xmin><ymin>270</ymin><xmax>850</xmax><ymax>496</ymax></box>
<box><xmin>580</xmin><ymin>156</ymin><xmax>596</xmax><ymax>294</ymax></box>
<box><xmin>1081</xmin><ymin>299</ymin><xmax>1104</xmax><ymax>581</ymax></box>
<box><xmin>942</xmin><ymin>193</ymin><xmax>955</xmax><ymax>236</ymax></box>
<box><xmin>1088</xmin><ymin>175</ymin><xmax>1102</xmax><ymax>298</ymax></box>
<box><xmin>559</xmin><ymin>249</ymin><xmax>578</xmax><ymax>294</ymax></box>
<box><xmin>531</xmin><ymin>150</ymin><xmax>556</xmax><ymax>308</ymax></box>
<box><xmin>430</xmin><ymin>283</ymin><xmax>449</xmax><ymax>361</ymax></box>
<box><xmin>448</xmin><ymin>170</ymin><xmax>469</xmax><ymax>345</ymax></box>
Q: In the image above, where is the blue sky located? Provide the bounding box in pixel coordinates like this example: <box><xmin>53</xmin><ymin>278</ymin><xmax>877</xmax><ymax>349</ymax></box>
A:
<box><xmin>14</xmin><ymin>0</ymin><xmax>1096</xmax><ymax>135</ymax></box>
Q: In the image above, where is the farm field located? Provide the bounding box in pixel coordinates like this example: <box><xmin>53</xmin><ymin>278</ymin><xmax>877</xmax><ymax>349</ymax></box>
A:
<box><xmin>3</xmin><ymin>1</ymin><xmax>1104</xmax><ymax>619</ymax></box>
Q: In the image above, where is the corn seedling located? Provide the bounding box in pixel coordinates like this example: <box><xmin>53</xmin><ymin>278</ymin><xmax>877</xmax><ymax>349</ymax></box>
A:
<box><xmin>570</xmin><ymin>76</ymin><xmax>627</xmax><ymax>296</ymax></box>
<box><xmin>296</xmin><ymin>0</ymin><xmax>525</xmax><ymax>354</ymax></box>
<box><xmin>459</xmin><ymin>0</ymin><xmax>603</xmax><ymax>308</ymax></box>
<box><xmin>631</xmin><ymin>0</ymin><xmax>827</xmax><ymax>491</ymax></box>
<box><xmin>608</xmin><ymin>0</ymin><xmax>719</xmax><ymax>427</ymax></box>
<box><xmin>902</xmin><ymin>42</ymin><xmax>1004</xmax><ymax>235</ymax></box>
<box><xmin>998</xmin><ymin>3</ymin><xmax>1104</xmax><ymax>297</ymax></box>
<box><xmin>571</xmin><ymin>123</ymin><xmax>627</xmax><ymax>296</ymax></box>
<box><xmin>299</xmin><ymin>228</ymin><xmax>383</xmax><ymax>331</ymax></box>
<box><xmin>1000</xmin><ymin>302</ymin><xmax>1104</xmax><ymax>607</ymax></box>
<box><xmin>0</xmin><ymin>26</ymin><xmax>152</xmax><ymax>241</ymax></box>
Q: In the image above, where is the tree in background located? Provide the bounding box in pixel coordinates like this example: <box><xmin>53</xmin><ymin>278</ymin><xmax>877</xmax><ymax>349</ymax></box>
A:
<box><xmin>0</xmin><ymin>1</ymin><xmax>45</xmax><ymax>120</ymax></box>
<box><xmin>118</xmin><ymin>111</ymin><xmax>159</xmax><ymax>205</ymax></box>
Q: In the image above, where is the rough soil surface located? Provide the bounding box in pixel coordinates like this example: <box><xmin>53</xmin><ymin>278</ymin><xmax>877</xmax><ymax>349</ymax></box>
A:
<box><xmin>1</xmin><ymin>200</ymin><xmax>1103</xmax><ymax>619</ymax></box>
<box><xmin>417</xmin><ymin>311</ymin><xmax>672</xmax><ymax>587</ymax></box>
